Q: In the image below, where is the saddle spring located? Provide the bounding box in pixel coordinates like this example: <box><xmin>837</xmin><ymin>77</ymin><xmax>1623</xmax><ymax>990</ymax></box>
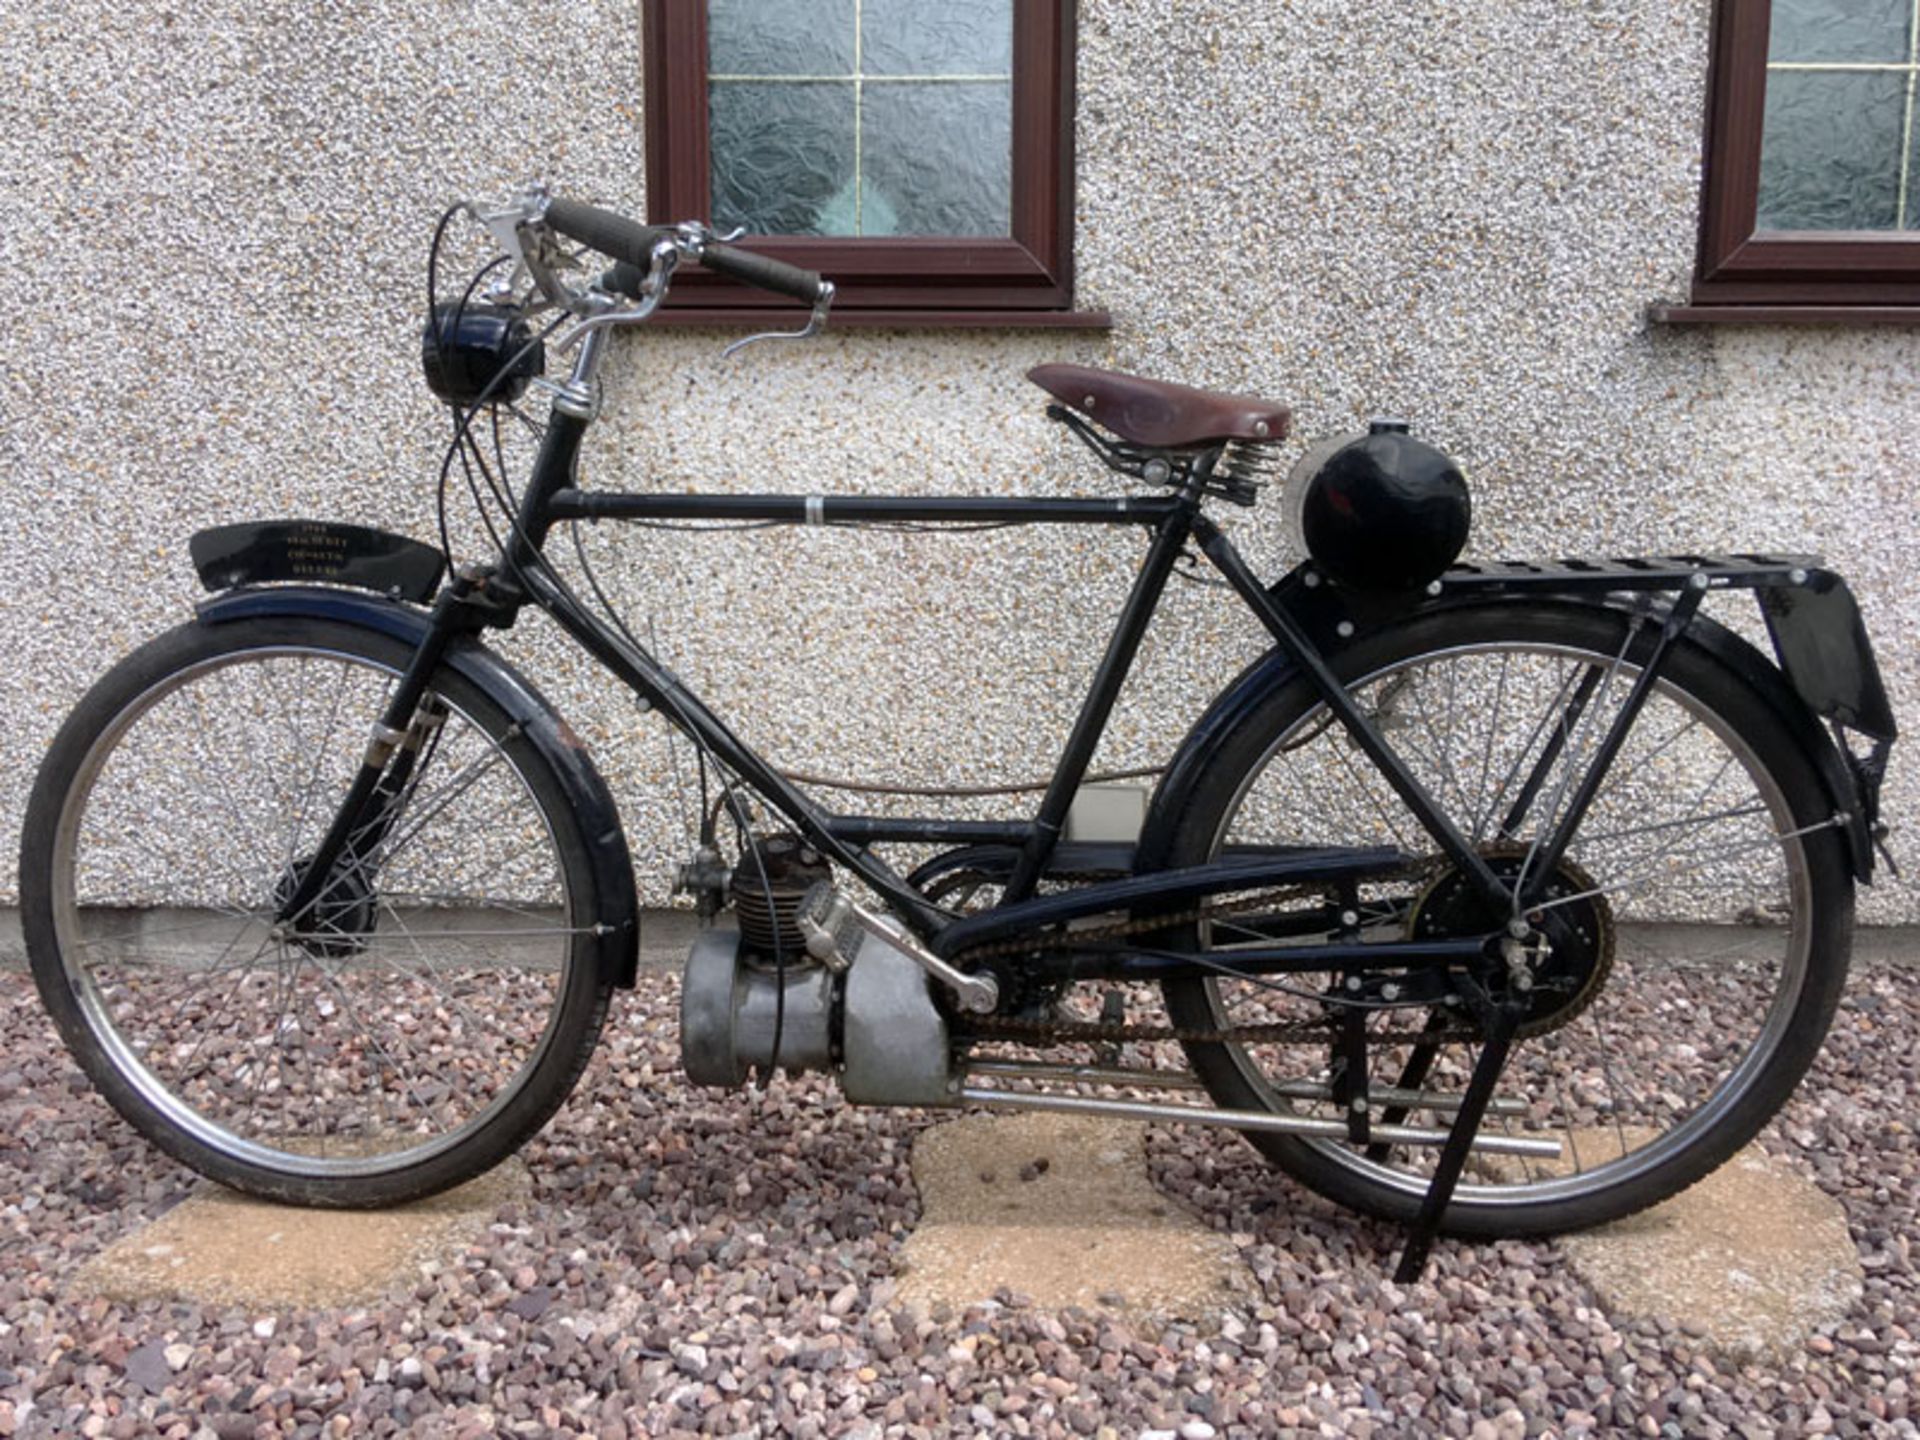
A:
<box><xmin>1212</xmin><ymin>438</ymin><xmax>1283</xmax><ymax>506</ymax></box>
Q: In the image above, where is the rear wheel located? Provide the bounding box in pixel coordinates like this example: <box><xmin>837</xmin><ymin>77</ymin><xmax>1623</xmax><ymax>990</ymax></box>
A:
<box><xmin>20</xmin><ymin>616</ymin><xmax>612</xmax><ymax>1207</ymax></box>
<box><xmin>1158</xmin><ymin>603</ymin><xmax>1852</xmax><ymax>1236</ymax></box>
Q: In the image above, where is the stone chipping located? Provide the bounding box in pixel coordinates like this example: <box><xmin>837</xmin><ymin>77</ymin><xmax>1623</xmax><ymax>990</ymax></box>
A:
<box><xmin>0</xmin><ymin>0</ymin><xmax>1913</xmax><ymax>921</ymax></box>
<box><xmin>0</xmin><ymin>962</ymin><xmax>1915</xmax><ymax>1436</ymax></box>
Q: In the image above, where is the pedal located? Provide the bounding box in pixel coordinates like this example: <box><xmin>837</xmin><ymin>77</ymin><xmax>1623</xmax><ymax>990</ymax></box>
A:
<box><xmin>797</xmin><ymin>881</ymin><xmax>861</xmax><ymax>972</ymax></box>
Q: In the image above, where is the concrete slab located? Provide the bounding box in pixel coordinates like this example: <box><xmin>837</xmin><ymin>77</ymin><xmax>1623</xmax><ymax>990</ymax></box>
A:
<box><xmin>72</xmin><ymin>1160</ymin><xmax>530</xmax><ymax>1310</ymax></box>
<box><xmin>1559</xmin><ymin>1138</ymin><xmax>1864</xmax><ymax>1362</ymax></box>
<box><xmin>894</xmin><ymin>1111</ymin><xmax>1253</xmax><ymax>1321</ymax></box>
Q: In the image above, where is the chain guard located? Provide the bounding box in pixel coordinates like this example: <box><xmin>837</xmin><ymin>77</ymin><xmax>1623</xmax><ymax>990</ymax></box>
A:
<box><xmin>951</xmin><ymin>861</ymin><xmax>1480</xmax><ymax>1049</ymax></box>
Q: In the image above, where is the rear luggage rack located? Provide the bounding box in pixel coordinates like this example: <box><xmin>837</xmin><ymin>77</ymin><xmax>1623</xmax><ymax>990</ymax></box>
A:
<box><xmin>1433</xmin><ymin>552</ymin><xmax>1821</xmax><ymax>594</ymax></box>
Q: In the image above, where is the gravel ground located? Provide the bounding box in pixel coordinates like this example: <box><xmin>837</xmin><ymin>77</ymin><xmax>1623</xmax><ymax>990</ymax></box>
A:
<box><xmin>0</xmin><ymin>961</ymin><xmax>1913</xmax><ymax>1440</ymax></box>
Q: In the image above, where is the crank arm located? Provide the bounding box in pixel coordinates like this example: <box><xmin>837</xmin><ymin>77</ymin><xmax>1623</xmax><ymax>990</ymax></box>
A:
<box><xmin>799</xmin><ymin>883</ymin><xmax>1000</xmax><ymax>1015</ymax></box>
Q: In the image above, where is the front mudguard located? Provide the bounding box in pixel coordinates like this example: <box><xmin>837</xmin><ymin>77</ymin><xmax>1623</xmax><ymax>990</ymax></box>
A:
<box><xmin>196</xmin><ymin>583</ymin><xmax>642</xmax><ymax>988</ymax></box>
<box><xmin>1140</xmin><ymin>574</ymin><xmax>1892</xmax><ymax>884</ymax></box>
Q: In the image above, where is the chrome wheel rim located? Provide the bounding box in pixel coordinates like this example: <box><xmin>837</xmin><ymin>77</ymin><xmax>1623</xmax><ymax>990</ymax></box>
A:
<box><xmin>49</xmin><ymin>644</ymin><xmax>581</xmax><ymax>1179</ymax></box>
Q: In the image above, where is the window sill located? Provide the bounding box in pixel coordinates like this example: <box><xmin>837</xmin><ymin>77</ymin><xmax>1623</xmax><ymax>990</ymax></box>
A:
<box><xmin>1648</xmin><ymin>303</ymin><xmax>1920</xmax><ymax>325</ymax></box>
<box><xmin>647</xmin><ymin>307</ymin><xmax>1113</xmax><ymax>331</ymax></box>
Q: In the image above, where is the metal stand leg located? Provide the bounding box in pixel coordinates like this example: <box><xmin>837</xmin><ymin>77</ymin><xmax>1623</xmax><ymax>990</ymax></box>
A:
<box><xmin>1366</xmin><ymin>1011</ymin><xmax>1449</xmax><ymax>1162</ymax></box>
<box><xmin>1392</xmin><ymin>998</ymin><xmax>1525</xmax><ymax>1284</ymax></box>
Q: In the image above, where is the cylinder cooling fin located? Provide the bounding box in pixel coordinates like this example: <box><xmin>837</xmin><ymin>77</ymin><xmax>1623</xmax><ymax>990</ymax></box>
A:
<box><xmin>731</xmin><ymin>832</ymin><xmax>831</xmax><ymax>960</ymax></box>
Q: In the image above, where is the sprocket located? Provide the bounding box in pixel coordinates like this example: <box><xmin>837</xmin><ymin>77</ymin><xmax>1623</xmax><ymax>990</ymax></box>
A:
<box><xmin>1407</xmin><ymin>844</ymin><xmax>1615</xmax><ymax>1039</ymax></box>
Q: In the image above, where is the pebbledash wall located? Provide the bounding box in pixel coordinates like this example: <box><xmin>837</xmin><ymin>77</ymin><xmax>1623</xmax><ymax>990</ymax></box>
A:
<box><xmin>0</xmin><ymin>1</ymin><xmax>1913</xmax><ymax>921</ymax></box>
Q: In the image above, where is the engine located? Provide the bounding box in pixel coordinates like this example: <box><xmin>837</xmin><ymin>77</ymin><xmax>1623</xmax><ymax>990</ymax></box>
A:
<box><xmin>678</xmin><ymin>833</ymin><xmax>956</xmax><ymax>1106</ymax></box>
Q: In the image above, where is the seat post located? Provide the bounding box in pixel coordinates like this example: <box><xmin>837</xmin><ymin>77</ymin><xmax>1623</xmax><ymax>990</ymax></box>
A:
<box><xmin>999</xmin><ymin>499</ymin><xmax>1199</xmax><ymax>904</ymax></box>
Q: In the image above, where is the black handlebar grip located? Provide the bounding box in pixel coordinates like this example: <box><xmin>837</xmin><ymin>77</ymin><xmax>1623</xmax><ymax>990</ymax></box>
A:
<box><xmin>700</xmin><ymin>242</ymin><xmax>828</xmax><ymax>305</ymax></box>
<box><xmin>542</xmin><ymin>197</ymin><xmax>672</xmax><ymax>270</ymax></box>
<box><xmin>601</xmin><ymin>262</ymin><xmax>649</xmax><ymax>300</ymax></box>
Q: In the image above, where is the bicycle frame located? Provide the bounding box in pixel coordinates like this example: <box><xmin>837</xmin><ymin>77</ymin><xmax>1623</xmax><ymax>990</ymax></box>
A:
<box><xmin>393</xmin><ymin>400</ymin><xmax>1607</xmax><ymax>962</ymax></box>
<box><xmin>258</xmin><ymin>330</ymin><xmax>1894</xmax><ymax>997</ymax></box>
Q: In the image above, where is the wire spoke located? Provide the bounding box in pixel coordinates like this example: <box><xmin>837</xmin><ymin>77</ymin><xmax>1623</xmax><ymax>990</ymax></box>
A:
<box><xmin>368</xmin><ymin>745</ymin><xmax>508</xmax><ymax>869</ymax></box>
<box><xmin>1469</xmin><ymin>651</ymin><xmax>1511</xmax><ymax>842</ymax></box>
<box><xmin>374</xmin><ymin>898</ymin><xmax>535</xmax><ymax>1051</ymax></box>
<box><xmin>67</xmin><ymin>908</ymin><xmax>268</xmax><ymax>953</ymax></box>
<box><xmin>1514</xmin><ymin>640</ymin><xmax>1633</xmax><ymax>910</ymax></box>
<box><xmin>1572</xmin><ymin>802</ymin><xmax>1770</xmax><ymax>849</ymax></box>
<box><xmin>1328</xmin><ymin>734</ymin><xmax>1417</xmax><ymax>851</ymax></box>
<box><xmin>279</xmin><ymin>657</ymin><xmax>354</xmax><ymax>869</ymax></box>
<box><xmin>301</xmin><ymin>954</ymin><xmax>416</xmax><ymax>1129</ymax></box>
<box><xmin>170</xmin><ymin>932</ymin><xmax>283</xmax><ymax>1083</ymax></box>
<box><xmin>1479</xmin><ymin>659</ymin><xmax>1589</xmax><ymax>842</ymax></box>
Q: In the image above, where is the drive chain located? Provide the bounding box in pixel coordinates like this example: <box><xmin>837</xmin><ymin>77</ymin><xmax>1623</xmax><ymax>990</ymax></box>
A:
<box><xmin>953</xmin><ymin>862</ymin><xmax>1480</xmax><ymax>1048</ymax></box>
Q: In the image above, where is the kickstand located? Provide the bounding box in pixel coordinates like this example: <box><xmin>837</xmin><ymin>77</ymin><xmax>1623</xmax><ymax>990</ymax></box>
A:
<box><xmin>1392</xmin><ymin>990</ymin><xmax>1525</xmax><ymax>1285</ymax></box>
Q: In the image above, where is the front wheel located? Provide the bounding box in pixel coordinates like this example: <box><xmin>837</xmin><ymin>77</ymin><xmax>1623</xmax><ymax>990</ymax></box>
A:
<box><xmin>19</xmin><ymin>616</ymin><xmax>613</xmax><ymax>1207</ymax></box>
<box><xmin>1158</xmin><ymin>602</ymin><xmax>1853</xmax><ymax>1237</ymax></box>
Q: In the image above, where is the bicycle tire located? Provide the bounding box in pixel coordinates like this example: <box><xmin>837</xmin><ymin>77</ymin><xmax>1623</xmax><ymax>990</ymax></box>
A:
<box><xmin>1157</xmin><ymin>601</ymin><xmax>1853</xmax><ymax>1237</ymax></box>
<box><xmin>19</xmin><ymin>615</ymin><xmax>614</xmax><ymax>1207</ymax></box>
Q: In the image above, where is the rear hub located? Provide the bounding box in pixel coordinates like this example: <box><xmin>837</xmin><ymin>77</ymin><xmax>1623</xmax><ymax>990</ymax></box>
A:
<box><xmin>1408</xmin><ymin>847</ymin><xmax>1614</xmax><ymax>1038</ymax></box>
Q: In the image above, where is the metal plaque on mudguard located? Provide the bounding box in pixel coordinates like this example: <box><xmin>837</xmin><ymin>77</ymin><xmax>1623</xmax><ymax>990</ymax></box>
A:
<box><xmin>1759</xmin><ymin>570</ymin><xmax>1898</xmax><ymax>742</ymax></box>
<box><xmin>189</xmin><ymin>521</ymin><xmax>446</xmax><ymax>602</ymax></box>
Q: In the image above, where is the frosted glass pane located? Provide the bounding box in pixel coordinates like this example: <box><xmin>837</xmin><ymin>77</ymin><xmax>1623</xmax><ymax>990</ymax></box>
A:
<box><xmin>708</xmin><ymin>0</ymin><xmax>853</xmax><ymax>76</ymax></box>
<box><xmin>1758</xmin><ymin>70</ymin><xmax>1906</xmax><ymax>230</ymax></box>
<box><xmin>709</xmin><ymin>82</ymin><xmax>857</xmax><ymax>236</ymax></box>
<box><xmin>861</xmin><ymin>83</ymin><xmax>1011</xmax><ymax>236</ymax></box>
<box><xmin>1769</xmin><ymin>0</ymin><xmax>1913</xmax><ymax>63</ymax></box>
<box><xmin>1911</xmin><ymin>91</ymin><xmax>1920</xmax><ymax>228</ymax></box>
<box><xmin>862</xmin><ymin>0</ymin><xmax>1012</xmax><ymax>76</ymax></box>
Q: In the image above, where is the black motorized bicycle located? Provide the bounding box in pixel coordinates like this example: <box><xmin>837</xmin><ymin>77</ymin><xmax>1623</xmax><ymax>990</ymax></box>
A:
<box><xmin>19</xmin><ymin>186</ymin><xmax>1898</xmax><ymax>1278</ymax></box>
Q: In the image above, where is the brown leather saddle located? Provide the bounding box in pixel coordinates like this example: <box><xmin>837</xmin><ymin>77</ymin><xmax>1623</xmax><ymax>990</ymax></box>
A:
<box><xmin>1028</xmin><ymin>363</ymin><xmax>1291</xmax><ymax>450</ymax></box>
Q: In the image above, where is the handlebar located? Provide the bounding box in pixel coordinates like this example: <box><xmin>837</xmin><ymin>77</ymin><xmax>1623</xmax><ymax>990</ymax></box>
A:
<box><xmin>698</xmin><ymin>241</ymin><xmax>830</xmax><ymax>306</ymax></box>
<box><xmin>541</xmin><ymin>197</ymin><xmax>674</xmax><ymax>272</ymax></box>
<box><xmin>542</xmin><ymin>195</ymin><xmax>828</xmax><ymax>307</ymax></box>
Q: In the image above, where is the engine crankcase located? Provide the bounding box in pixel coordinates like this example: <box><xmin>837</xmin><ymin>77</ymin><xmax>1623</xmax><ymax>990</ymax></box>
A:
<box><xmin>680</xmin><ymin>927</ymin><xmax>834</xmax><ymax>1087</ymax></box>
<box><xmin>679</xmin><ymin>926</ymin><xmax>956</xmax><ymax>1105</ymax></box>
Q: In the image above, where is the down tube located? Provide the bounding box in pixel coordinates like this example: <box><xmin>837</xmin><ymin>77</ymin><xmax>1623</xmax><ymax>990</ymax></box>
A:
<box><xmin>518</xmin><ymin>565</ymin><xmax>948</xmax><ymax>933</ymax></box>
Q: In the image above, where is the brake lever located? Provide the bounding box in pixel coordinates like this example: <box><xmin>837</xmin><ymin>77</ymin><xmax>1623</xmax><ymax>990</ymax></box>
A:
<box><xmin>721</xmin><ymin>282</ymin><xmax>837</xmax><ymax>361</ymax></box>
<box><xmin>549</xmin><ymin>238</ymin><xmax>683</xmax><ymax>351</ymax></box>
<box><xmin>470</xmin><ymin>183</ymin><xmax>587</xmax><ymax>315</ymax></box>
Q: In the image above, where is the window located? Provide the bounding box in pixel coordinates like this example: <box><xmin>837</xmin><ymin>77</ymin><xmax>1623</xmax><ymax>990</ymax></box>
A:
<box><xmin>642</xmin><ymin>0</ymin><xmax>1104</xmax><ymax>326</ymax></box>
<box><xmin>1663</xmin><ymin>0</ymin><xmax>1920</xmax><ymax>319</ymax></box>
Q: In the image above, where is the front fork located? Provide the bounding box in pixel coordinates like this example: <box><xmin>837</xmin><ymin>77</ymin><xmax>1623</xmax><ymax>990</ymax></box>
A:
<box><xmin>269</xmin><ymin>571</ymin><xmax>482</xmax><ymax>934</ymax></box>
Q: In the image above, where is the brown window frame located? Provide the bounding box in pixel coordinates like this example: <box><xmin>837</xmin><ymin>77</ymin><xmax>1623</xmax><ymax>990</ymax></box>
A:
<box><xmin>1663</xmin><ymin>0</ymin><xmax>1920</xmax><ymax>321</ymax></box>
<box><xmin>641</xmin><ymin>0</ymin><xmax>1106</xmax><ymax>328</ymax></box>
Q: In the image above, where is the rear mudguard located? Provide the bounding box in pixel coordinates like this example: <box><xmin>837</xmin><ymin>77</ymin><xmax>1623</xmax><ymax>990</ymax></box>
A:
<box><xmin>196</xmin><ymin>583</ymin><xmax>642</xmax><ymax>989</ymax></box>
<box><xmin>1139</xmin><ymin>576</ymin><xmax>1892</xmax><ymax>884</ymax></box>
